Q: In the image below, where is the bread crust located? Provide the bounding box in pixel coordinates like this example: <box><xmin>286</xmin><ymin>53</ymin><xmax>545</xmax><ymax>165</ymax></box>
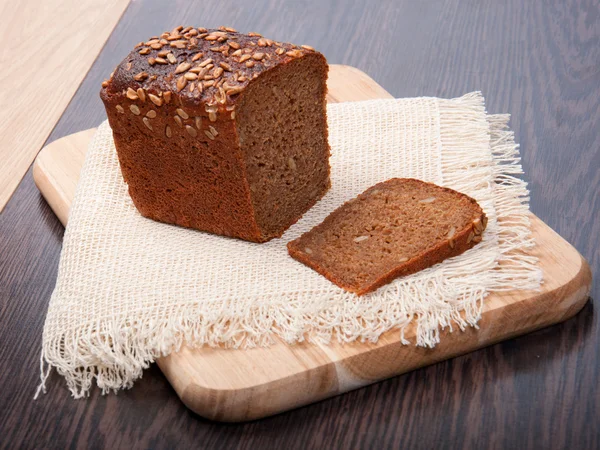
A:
<box><xmin>100</xmin><ymin>27</ymin><xmax>329</xmax><ymax>242</ymax></box>
<box><xmin>287</xmin><ymin>178</ymin><xmax>487</xmax><ymax>295</ymax></box>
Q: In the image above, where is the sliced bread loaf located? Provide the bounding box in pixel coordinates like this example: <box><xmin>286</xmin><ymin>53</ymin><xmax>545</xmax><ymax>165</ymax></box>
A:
<box><xmin>100</xmin><ymin>27</ymin><xmax>330</xmax><ymax>243</ymax></box>
<box><xmin>287</xmin><ymin>178</ymin><xmax>487</xmax><ymax>295</ymax></box>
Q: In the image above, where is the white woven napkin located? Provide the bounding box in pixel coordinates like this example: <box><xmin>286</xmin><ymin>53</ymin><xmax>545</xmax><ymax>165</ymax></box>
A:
<box><xmin>37</xmin><ymin>92</ymin><xmax>541</xmax><ymax>398</ymax></box>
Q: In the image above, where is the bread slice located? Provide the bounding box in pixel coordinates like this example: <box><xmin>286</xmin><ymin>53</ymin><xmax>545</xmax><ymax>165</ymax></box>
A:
<box><xmin>287</xmin><ymin>178</ymin><xmax>487</xmax><ymax>295</ymax></box>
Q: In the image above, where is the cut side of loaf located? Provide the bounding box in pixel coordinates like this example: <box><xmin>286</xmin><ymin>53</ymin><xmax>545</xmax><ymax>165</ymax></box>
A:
<box><xmin>100</xmin><ymin>26</ymin><xmax>330</xmax><ymax>243</ymax></box>
<box><xmin>287</xmin><ymin>178</ymin><xmax>487</xmax><ymax>295</ymax></box>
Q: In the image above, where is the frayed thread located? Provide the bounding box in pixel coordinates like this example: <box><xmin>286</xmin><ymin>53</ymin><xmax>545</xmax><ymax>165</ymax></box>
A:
<box><xmin>35</xmin><ymin>93</ymin><xmax>541</xmax><ymax>399</ymax></box>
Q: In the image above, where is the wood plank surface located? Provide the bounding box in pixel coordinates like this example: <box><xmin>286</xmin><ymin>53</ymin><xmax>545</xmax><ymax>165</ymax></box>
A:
<box><xmin>0</xmin><ymin>0</ymin><xmax>130</xmax><ymax>212</ymax></box>
<box><xmin>32</xmin><ymin>65</ymin><xmax>591</xmax><ymax>421</ymax></box>
<box><xmin>1</xmin><ymin>0</ymin><xmax>598</xmax><ymax>448</ymax></box>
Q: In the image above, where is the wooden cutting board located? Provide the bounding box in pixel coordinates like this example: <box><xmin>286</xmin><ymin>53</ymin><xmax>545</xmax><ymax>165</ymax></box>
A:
<box><xmin>33</xmin><ymin>65</ymin><xmax>591</xmax><ymax>422</ymax></box>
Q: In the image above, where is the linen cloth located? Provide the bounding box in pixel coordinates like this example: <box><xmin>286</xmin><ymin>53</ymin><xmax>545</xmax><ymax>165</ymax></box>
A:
<box><xmin>37</xmin><ymin>92</ymin><xmax>541</xmax><ymax>398</ymax></box>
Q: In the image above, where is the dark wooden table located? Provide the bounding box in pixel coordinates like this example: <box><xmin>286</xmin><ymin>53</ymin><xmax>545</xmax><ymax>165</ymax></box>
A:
<box><xmin>1</xmin><ymin>0</ymin><xmax>598</xmax><ymax>448</ymax></box>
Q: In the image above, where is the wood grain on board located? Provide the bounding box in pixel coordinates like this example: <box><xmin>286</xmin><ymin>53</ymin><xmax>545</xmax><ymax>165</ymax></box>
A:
<box><xmin>33</xmin><ymin>65</ymin><xmax>591</xmax><ymax>421</ymax></box>
<box><xmin>0</xmin><ymin>0</ymin><xmax>130</xmax><ymax>212</ymax></box>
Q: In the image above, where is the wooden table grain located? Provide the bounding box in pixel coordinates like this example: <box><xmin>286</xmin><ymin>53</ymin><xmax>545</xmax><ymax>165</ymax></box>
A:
<box><xmin>0</xmin><ymin>0</ymin><xmax>130</xmax><ymax>212</ymax></box>
<box><xmin>0</xmin><ymin>0</ymin><xmax>598</xmax><ymax>448</ymax></box>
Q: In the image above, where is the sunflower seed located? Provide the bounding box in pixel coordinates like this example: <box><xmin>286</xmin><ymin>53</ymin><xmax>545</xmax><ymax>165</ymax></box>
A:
<box><xmin>213</xmin><ymin>67</ymin><xmax>224</xmax><ymax>78</ymax></box>
<box><xmin>209</xmin><ymin>125</ymin><xmax>218</xmax><ymax>136</ymax></box>
<box><xmin>148</xmin><ymin>94</ymin><xmax>163</xmax><ymax>106</ymax></box>
<box><xmin>126</xmin><ymin>87</ymin><xmax>138</xmax><ymax>100</ymax></box>
<box><xmin>163</xmin><ymin>91</ymin><xmax>172</xmax><ymax>103</ymax></box>
<box><xmin>175</xmin><ymin>62</ymin><xmax>191</xmax><ymax>74</ymax></box>
<box><xmin>116</xmin><ymin>105</ymin><xmax>124</xmax><ymax>113</ymax></box>
<box><xmin>419</xmin><ymin>197</ymin><xmax>436</xmax><ymax>204</ymax></box>
<box><xmin>447</xmin><ymin>226</ymin><xmax>456</xmax><ymax>239</ymax></box>
<box><xmin>176</xmin><ymin>108</ymin><xmax>189</xmax><ymax>119</ymax></box>
<box><xmin>174</xmin><ymin>115</ymin><xmax>183</xmax><ymax>127</ymax></box>
<box><xmin>216</xmin><ymin>87</ymin><xmax>227</xmax><ymax>104</ymax></box>
<box><xmin>129</xmin><ymin>104</ymin><xmax>140</xmax><ymax>115</ymax></box>
<box><xmin>134</xmin><ymin>72</ymin><xmax>148</xmax><ymax>81</ymax></box>
<box><xmin>226</xmin><ymin>85</ymin><xmax>243</xmax><ymax>96</ymax></box>
<box><xmin>136</xmin><ymin>88</ymin><xmax>146</xmax><ymax>102</ymax></box>
<box><xmin>467</xmin><ymin>231</ymin><xmax>475</xmax><ymax>243</ymax></box>
<box><xmin>167</xmin><ymin>53</ymin><xmax>177</xmax><ymax>64</ymax></box>
<box><xmin>301</xmin><ymin>44</ymin><xmax>315</xmax><ymax>51</ymax></box>
<box><xmin>142</xmin><ymin>117</ymin><xmax>153</xmax><ymax>130</ymax></box>
<box><xmin>204</xmin><ymin>130</ymin><xmax>215</xmax><ymax>140</ymax></box>
<box><xmin>184</xmin><ymin>72</ymin><xmax>198</xmax><ymax>80</ymax></box>
<box><xmin>176</xmin><ymin>76</ymin><xmax>187</xmax><ymax>91</ymax></box>
<box><xmin>185</xmin><ymin>125</ymin><xmax>197</xmax><ymax>137</ymax></box>
<box><xmin>353</xmin><ymin>235</ymin><xmax>369</xmax><ymax>243</ymax></box>
<box><xmin>304</xmin><ymin>247</ymin><xmax>313</xmax><ymax>254</ymax></box>
<box><xmin>146</xmin><ymin>110</ymin><xmax>157</xmax><ymax>118</ymax></box>
<box><xmin>154</xmin><ymin>57</ymin><xmax>168</xmax><ymax>65</ymax></box>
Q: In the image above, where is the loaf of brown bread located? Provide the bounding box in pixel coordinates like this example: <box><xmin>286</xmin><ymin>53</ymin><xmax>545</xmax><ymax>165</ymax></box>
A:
<box><xmin>288</xmin><ymin>178</ymin><xmax>487</xmax><ymax>295</ymax></box>
<box><xmin>100</xmin><ymin>26</ymin><xmax>330</xmax><ymax>242</ymax></box>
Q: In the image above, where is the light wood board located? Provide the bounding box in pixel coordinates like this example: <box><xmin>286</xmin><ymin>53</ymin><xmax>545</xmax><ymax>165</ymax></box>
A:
<box><xmin>0</xmin><ymin>0</ymin><xmax>130</xmax><ymax>212</ymax></box>
<box><xmin>33</xmin><ymin>65</ymin><xmax>591</xmax><ymax>422</ymax></box>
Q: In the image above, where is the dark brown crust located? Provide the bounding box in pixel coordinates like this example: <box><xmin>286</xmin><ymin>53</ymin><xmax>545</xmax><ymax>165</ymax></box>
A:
<box><xmin>99</xmin><ymin>27</ymin><xmax>328</xmax><ymax>242</ymax></box>
<box><xmin>100</xmin><ymin>27</ymin><xmax>317</xmax><ymax>111</ymax></box>
<box><xmin>287</xmin><ymin>178</ymin><xmax>487</xmax><ymax>296</ymax></box>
